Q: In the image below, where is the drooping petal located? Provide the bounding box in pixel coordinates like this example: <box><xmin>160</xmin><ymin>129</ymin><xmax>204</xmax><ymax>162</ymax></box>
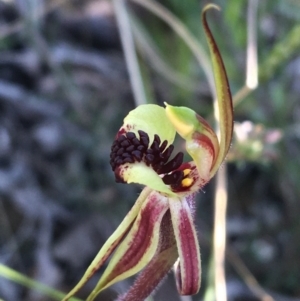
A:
<box><xmin>120</xmin><ymin>104</ymin><xmax>176</xmax><ymax>146</ymax></box>
<box><xmin>169</xmin><ymin>194</ymin><xmax>201</xmax><ymax>295</ymax></box>
<box><xmin>62</xmin><ymin>187</ymin><xmax>152</xmax><ymax>301</ymax></box>
<box><xmin>117</xmin><ymin>211</ymin><xmax>178</xmax><ymax>301</ymax></box>
<box><xmin>116</xmin><ymin>162</ymin><xmax>176</xmax><ymax>196</ymax></box>
<box><xmin>165</xmin><ymin>104</ymin><xmax>219</xmax><ymax>183</ymax></box>
<box><xmin>202</xmin><ymin>4</ymin><xmax>234</xmax><ymax>177</ymax></box>
<box><xmin>86</xmin><ymin>191</ymin><xmax>170</xmax><ymax>301</ymax></box>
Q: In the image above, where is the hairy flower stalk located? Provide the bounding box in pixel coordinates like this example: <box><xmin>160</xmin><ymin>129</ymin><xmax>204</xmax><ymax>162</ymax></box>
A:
<box><xmin>62</xmin><ymin>4</ymin><xmax>233</xmax><ymax>301</ymax></box>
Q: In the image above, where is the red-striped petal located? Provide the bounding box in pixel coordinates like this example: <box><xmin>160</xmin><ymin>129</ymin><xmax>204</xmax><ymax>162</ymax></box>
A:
<box><xmin>87</xmin><ymin>191</ymin><xmax>169</xmax><ymax>300</ymax></box>
<box><xmin>62</xmin><ymin>187</ymin><xmax>152</xmax><ymax>301</ymax></box>
<box><xmin>169</xmin><ymin>194</ymin><xmax>201</xmax><ymax>295</ymax></box>
<box><xmin>117</xmin><ymin>211</ymin><xmax>178</xmax><ymax>301</ymax></box>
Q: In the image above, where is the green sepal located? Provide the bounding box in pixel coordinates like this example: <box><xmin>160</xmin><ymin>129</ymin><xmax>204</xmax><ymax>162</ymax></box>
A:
<box><xmin>202</xmin><ymin>4</ymin><xmax>234</xmax><ymax>177</ymax></box>
<box><xmin>121</xmin><ymin>104</ymin><xmax>176</xmax><ymax>146</ymax></box>
<box><xmin>61</xmin><ymin>188</ymin><xmax>152</xmax><ymax>301</ymax></box>
<box><xmin>165</xmin><ymin>103</ymin><xmax>219</xmax><ymax>182</ymax></box>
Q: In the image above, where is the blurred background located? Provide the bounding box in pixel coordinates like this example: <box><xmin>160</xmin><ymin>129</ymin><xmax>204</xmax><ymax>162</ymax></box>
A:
<box><xmin>0</xmin><ymin>0</ymin><xmax>300</xmax><ymax>300</ymax></box>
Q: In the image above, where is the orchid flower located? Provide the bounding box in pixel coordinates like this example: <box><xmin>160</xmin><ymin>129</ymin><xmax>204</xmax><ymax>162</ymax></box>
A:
<box><xmin>62</xmin><ymin>4</ymin><xmax>233</xmax><ymax>301</ymax></box>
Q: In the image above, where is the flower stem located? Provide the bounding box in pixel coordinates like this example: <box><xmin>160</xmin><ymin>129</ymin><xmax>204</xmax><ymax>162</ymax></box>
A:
<box><xmin>0</xmin><ymin>264</ymin><xmax>82</xmax><ymax>301</ymax></box>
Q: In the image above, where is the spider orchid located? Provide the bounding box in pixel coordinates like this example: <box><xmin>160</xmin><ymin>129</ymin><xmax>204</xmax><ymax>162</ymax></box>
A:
<box><xmin>63</xmin><ymin>4</ymin><xmax>233</xmax><ymax>301</ymax></box>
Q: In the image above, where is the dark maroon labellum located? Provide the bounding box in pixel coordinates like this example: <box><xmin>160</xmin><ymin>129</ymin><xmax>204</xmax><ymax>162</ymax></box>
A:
<box><xmin>110</xmin><ymin>131</ymin><xmax>185</xmax><ymax>186</ymax></box>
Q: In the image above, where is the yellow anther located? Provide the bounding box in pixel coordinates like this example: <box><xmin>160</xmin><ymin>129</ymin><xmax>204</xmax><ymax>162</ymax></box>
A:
<box><xmin>183</xmin><ymin>169</ymin><xmax>191</xmax><ymax>177</ymax></box>
<box><xmin>181</xmin><ymin>178</ymin><xmax>193</xmax><ymax>188</ymax></box>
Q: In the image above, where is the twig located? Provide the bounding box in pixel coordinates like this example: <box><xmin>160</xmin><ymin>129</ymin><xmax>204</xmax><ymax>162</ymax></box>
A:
<box><xmin>113</xmin><ymin>0</ymin><xmax>147</xmax><ymax>106</ymax></box>
<box><xmin>233</xmin><ymin>0</ymin><xmax>258</xmax><ymax>107</ymax></box>
<box><xmin>211</xmin><ymin>2</ymin><xmax>259</xmax><ymax>300</ymax></box>
<box><xmin>130</xmin><ymin>17</ymin><xmax>209</xmax><ymax>94</ymax></box>
<box><xmin>226</xmin><ymin>246</ymin><xmax>275</xmax><ymax>301</ymax></box>
<box><xmin>129</xmin><ymin>0</ymin><xmax>215</xmax><ymax>99</ymax></box>
<box><xmin>246</xmin><ymin>0</ymin><xmax>259</xmax><ymax>90</ymax></box>
<box><xmin>213</xmin><ymin>165</ymin><xmax>228</xmax><ymax>301</ymax></box>
<box><xmin>199</xmin><ymin>217</ymin><xmax>277</xmax><ymax>301</ymax></box>
<box><xmin>232</xmin><ymin>84</ymin><xmax>252</xmax><ymax>107</ymax></box>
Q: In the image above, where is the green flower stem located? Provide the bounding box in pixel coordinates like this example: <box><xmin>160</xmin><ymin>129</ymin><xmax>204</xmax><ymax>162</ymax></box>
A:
<box><xmin>0</xmin><ymin>264</ymin><xmax>82</xmax><ymax>301</ymax></box>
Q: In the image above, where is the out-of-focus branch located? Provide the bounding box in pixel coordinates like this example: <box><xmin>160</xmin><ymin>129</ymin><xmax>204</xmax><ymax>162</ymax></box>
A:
<box><xmin>226</xmin><ymin>246</ymin><xmax>275</xmax><ymax>301</ymax></box>
<box><xmin>212</xmin><ymin>2</ymin><xmax>259</xmax><ymax>301</ymax></box>
<box><xmin>131</xmin><ymin>17</ymin><xmax>210</xmax><ymax>94</ymax></box>
<box><xmin>129</xmin><ymin>0</ymin><xmax>216</xmax><ymax>99</ymax></box>
<box><xmin>218</xmin><ymin>14</ymin><xmax>300</xmax><ymax>109</ymax></box>
<box><xmin>246</xmin><ymin>0</ymin><xmax>259</xmax><ymax>90</ymax></box>
<box><xmin>113</xmin><ymin>0</ymin><xmax>147</xmax><ymax>106</ymax></box>
<box><xmin>213</xmin><ymin>165</ymin><xmax>228</xmax><ymax>301</ymax></box>
<box><xmin>233</xmin><ymin>0</ymin><xmax>258</xmax><ymax>107</ymax></box>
